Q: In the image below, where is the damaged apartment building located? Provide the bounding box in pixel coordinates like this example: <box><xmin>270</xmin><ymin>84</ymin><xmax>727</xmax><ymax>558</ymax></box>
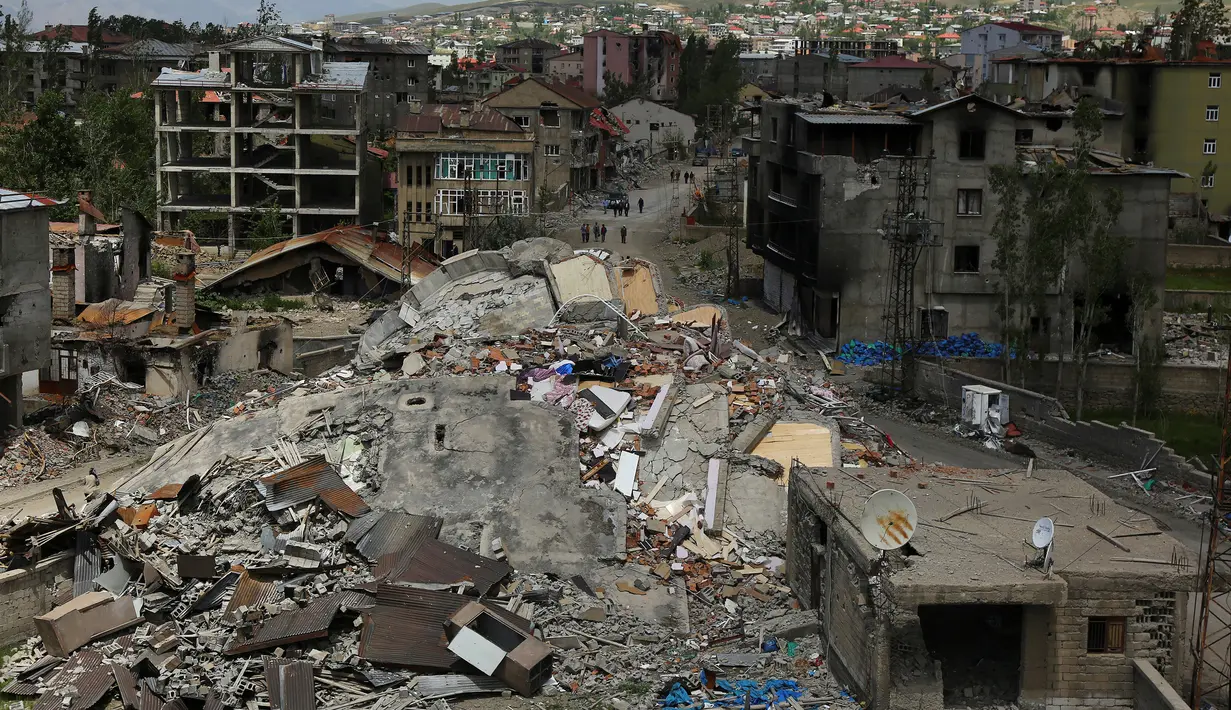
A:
<box><xmin>786</xmin><ymin>463</ymin><xmax>1192</xmax><ymax>710</ymax></box>
<box><xmin>151</xmin><ymin>36</ymin><xmax>382</xmax><ymax>248</ymax></box>
<box><xmin>743</xmin><ymin>93</ymin><xmax>1171</xmax><ymax>348</ymax></box>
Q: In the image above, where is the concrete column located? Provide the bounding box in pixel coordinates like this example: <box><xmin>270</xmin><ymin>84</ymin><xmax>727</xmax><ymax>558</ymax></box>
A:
<box><xmin>50</xmin><ymin>246</ymin><xmax>76</xmax><ymax>323</ymax></box>
<box><xmin>173</xmin><ymin>252</ymin><xmax>196</xmax><ymax>335</ymax></box>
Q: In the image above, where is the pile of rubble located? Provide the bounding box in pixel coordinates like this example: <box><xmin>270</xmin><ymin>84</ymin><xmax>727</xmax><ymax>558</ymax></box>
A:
<box><xmin>1164</xmin><ymin>311</ymin><xmax>1229</xmax><ymax>364</ymax></box>
<box><xmin>0</xmin><ymin>240</ymin><xmax>904</xmax><ymax>710</ymax></box>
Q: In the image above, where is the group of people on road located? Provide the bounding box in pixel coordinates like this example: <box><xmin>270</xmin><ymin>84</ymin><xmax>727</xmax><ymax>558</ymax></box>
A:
<box><xmin>606</xmin><ymin>198</ymin><xmax>631</xmax><ymax>217</ymax></box>
<box><xmin>581</xmin><ymin>222</ymin><xmax>628</xmax><ymax>244</ymax></box>
<box><xmin>670</xmin><ymin>169</ymin><xmax>700</xmax><ymax>184</ymax></box>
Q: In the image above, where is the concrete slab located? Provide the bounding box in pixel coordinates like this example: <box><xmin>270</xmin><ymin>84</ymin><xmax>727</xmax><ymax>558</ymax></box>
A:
<box><xmin>590</xmin><ymin>565</ymin><xmax>690</xmax><ymax>634</ymax></box>
<box><xmin>722</xmin><ymin>462</ymin><xmax>787</xmax><ymax>535</ymax></box>
<box><xmin>120</xmin><ymin>376</ymin><xmax>625</xmax><ymax>576</ymax></box>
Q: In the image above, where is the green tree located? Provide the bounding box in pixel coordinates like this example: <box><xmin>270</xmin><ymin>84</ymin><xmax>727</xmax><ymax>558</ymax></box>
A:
<box><xmin>1169</xmin><ymin>0</ymin><xmax>1228</xmax><ymax>59</ymax></box>
<box><xmin>0</xmin><ymin>90</ymin><xmax>81</xmax><ymax>220</ymax></box>
<box><xmin>75</xmin><ymin>88</ymin><xmax>157</xmax><ymax>219</ymax></box>
<box><xmin>988</xmin><ymin>161</ymin><xmax>1027</xmax><ymax>384</ymax></box>
<box><xmin>601</xmin><ymin>70</ymin><xmax>651</xmax><ymax>103</ymax></box>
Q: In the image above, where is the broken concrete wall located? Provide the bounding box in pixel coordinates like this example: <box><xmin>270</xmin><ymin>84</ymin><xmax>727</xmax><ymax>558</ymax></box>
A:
<box><xmin>1133</xmin><ymin>659</ymin><xmax>1189</xmax><ymax>710</ymax></box>
<box><xmin>118</xmin><ymin>208</ymin><xmax>154</xmax><ymax>301</ymax></box>
<box><xmin>82</xmin><ymin>241</ymin><xmax>118</xmax><ymax>303</ymax></box>
<box><xmin>145</xmin><ymin>348</ymin><xmax>194</xmax><ymax>398</ymax></box>
<box><xmin>294</xmin><ymin>335</ymin><xmax>358</xmax><ymax>377</ymax></box>
<box><xmin>0</xmin><ymin>551</ymin><xmax>73</xmax><ymax>647</ymax></box>
<box><xmin>216</xmin><ymin>320</ymin><xmax>294</xmax><ymax>375</ymax></box>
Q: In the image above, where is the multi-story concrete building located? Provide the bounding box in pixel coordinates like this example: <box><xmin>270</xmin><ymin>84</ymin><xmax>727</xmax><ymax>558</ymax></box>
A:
<box><xmin>0</xmin><ymin>190</ymin><xmax>53</xmax><ymax>431</ymax></box>
<box><xmin>959</xmin><ymin>21</ymin><xmax>1063</xmax><ymax>88</ymax></box>
<box><xmin>582</xmin><ymin>29</ymin><xmax>682</xmax><ymax>102</ymax></box>
<box><xmin>794</xmin><ymin>37</ymin><xmax>898</xmax><ymax>58</ymax></box>
<box><xmin>395</xmin><ymin>104</ymin><xmax>534</xmax><ymax>257</ymax></box>
<box><xmin>988</xmin><ymin>52</ymin><xmax>1231</xmax><ymax>230</ymax></box>
<box><xmin>484</xmin><ymin>78</ymin><xmax>613</xmax><ymax>201</ymax></box>
<box><xmin>846</xmin><ymin>55</ymin><xmax>933</xmax><ymax>101</ymax></box>
<box><xmin>94</xmin><ymin>39</ymin><xmax>200</xmax><ymax>94</ymax></box>
<box><xmin>546</xmin><ymin>51</ymin><xmax>583</xmax><ymax>86</ymax></box>
<box><xmin>774</xmin><ymin>51</ymin><xmax>865</xmax><ymax>99</ymax></box>
<box><xmin>743</xmin><ymin>94</ymin><xmax>1170</xmax><ymax>347</ymax></box>
<box><xmin>496</xmin><ymin>38</ymin><xmax>562</xmax><ymax>75</ymax></box>
<box><xmin>324</xmin><ymin>37</ymin><xmax>431</xmax><ymax>135</ymax></box>
<box><xmin>151</xmin><ymin>35</ymin><xmax>379</xmax><ymax>248</ymax></box>
<box><xmin>610</xmin><ymin>98</ymin><xmax>696</xmax><ymax>158</ymax></box>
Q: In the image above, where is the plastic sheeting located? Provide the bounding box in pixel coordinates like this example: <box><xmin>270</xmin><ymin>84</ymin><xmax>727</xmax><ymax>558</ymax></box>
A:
<box><xmin>835</xmin><ymin>333</ymin><xmax>1008</xmax><ymax>366</ymax></box>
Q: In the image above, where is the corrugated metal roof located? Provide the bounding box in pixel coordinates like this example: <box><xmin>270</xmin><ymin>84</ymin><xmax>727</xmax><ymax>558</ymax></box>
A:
<box><xmin>359</xmin><ymin>585</ymin><xmax>529</xmax><ymax>671</ymax></box>
<box><xmin>149</xmin><ymin>483</ymin><xmax>184</xmax><ymax>500</ymax></box>
<box><xmin>417</xmin><ymin>674</ymin><xmax>508</xmax><ymax>698</ymax></box>
<box><xmin>380</xmin><ymin>538</ymin><xmax>511</xmax><ymax>595</ymax></box>
<box><xmin>32</xmin><ymin>651</ymin><xmax>113</xmax><ymax>710</ymax></box>
<box><xmin>203</xmin><ymin>226</ymin><xmax>439</xmax><ymax>293</ymax></box>
<box><xmin>264</xmin><ymin>657</ymin><xmax>315</xmax><ymax>710</ymax></box>
<box><xmin>0</xmin><ymin>187</ymin><xmax>60</xmax><ymax>211</ymax></box>
<box><xmin>350</xmin><ymin>511</ymin><xmax>442</xmax><ymax>562</ymax></box>
<box><xmin>225</xmin><ymin>590</ymin><xmax>366</xmax><ymax>655</ymax></box>
<box><xmin>259</xmin><ymin>456</ymin><xmax>371</xmax><ymax>518</ymax></box>
<box><xmin>798</xmin><ymin>112</ymin><xmax>915</xmax><ymax>125</ymax></box>
<box><xmin>150</xmin><ymin>67</ymin><xmax>230</xmax><ymax>88</ymax></box>
<box><xmin>73</xmin><ymin>531</ymin><xmax>102</xmax><ymax>598</ymax></box>
<box><xmin>195</xmin><ymin>570</ymin><xmax>240</xmax><ymax>611</ymax></box>
<box><xmin>161</xmin><ymin>701</ymin><xmax>190</xmax><ymax>710</ymax></box>
<box><xmin>112</xmin><ymin>663</ymin><xmax>140</xmax><ymax>709</ymax></box>
<box><xmin>77</xmin><ymin>298</ymin><xmax>159</xmax><ymax>327</ymax></box>
<box><xmin>225</xmin><ymin>570</ymin><xmax>283</xmax><ymax>615</ymax></box>
<box><xmin>398</xmin><ymin>104</ymin><xmax>526</xmax><ymax>133</ymax></box>
<box><xmin>2</xmin><ymin>656</ymin><xmax>62</xmax><ymax>695</ymax></box>
<box><xmin>297</xmin><ymin>62</ymin><xmax>368</xmax><ymax>91</ymax></box>
<box><xmin>139</xmin><ymin>690</ymin><xmax>165</xmax><ymax>710</ymax></box>
<box><xmin>203</xmin><ymin>691</ymin><xmax>226</xmax><ymax>710</ymax></box>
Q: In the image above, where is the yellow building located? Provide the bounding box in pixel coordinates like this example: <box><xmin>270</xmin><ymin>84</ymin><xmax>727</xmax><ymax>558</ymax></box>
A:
<box><xmin>396</xmin><ymin>104</ymin><xmax>535</xmax><ymax>257</ymax></box>
<box><xmin>1148</xmin><ymin>62</ymin><xmax>1231</xmax><ymax>220</ymax></box>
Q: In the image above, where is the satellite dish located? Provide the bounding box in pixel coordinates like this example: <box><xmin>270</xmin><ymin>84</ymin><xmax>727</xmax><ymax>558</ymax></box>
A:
<box><xmin>860</xmin><ymin>489</ymin><xmax>918</xmax><ymax>551</ymax></box>
<box><xmin>1032</xmin><ymin>517</ymin><xmax>1055</xmax><ymax>549</ymax></box>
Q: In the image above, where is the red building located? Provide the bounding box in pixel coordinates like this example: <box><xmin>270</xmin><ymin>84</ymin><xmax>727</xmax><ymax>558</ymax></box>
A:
<box><xmin>582</xmin><ymin>29</ymin><xmax>682</xmax><ymax>103</ymax></box>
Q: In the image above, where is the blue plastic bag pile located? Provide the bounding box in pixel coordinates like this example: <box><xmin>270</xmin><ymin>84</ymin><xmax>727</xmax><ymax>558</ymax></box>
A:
<box><xmin>660</xmin><ymin>678</ymin><xmax>804</xmax><ymax>708</ymax></box>
<box><xmin>836</xmin><ymin>333</ymin><xmax>1008</xmax><ymax>366</ymax></box>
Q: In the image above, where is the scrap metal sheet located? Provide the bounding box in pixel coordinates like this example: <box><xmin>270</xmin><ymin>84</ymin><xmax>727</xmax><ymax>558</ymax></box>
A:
<box><xmin>225</xmin><ymin>591</ymin><xmax>364</xmax><ymax>655</ymax></box>
<box><xmin>74</xmin><ymin>529</ymin><xmax>103</xmax><ymax>597</ymax></box>
<box><xmin>354</xmin><ymin>510</ymin><xmax>442</xmax><ymax>563</ymax></box>
<box><xmin>259</xmin><ymin>456</ymin><xmax>370</xmax><ymax>517</ymax></box>
<box><xmin>264</xmin><ymin>657</ymin><xmax>315</xmax><ymax>710</ymax></box>
<box><xmin>32</xmin><ymin>650</ymin><xmax>114</xmax><ymax>710</ymax></box>
<box><xmin>381</xmin><ymin>537</ymin><xmax>510</xmax><ymax>595</ymax></box>
<box><xmin>417</xmin><ymin>674</ymin><xmax>508</xmax><ymax>698</ymax></box>
<box><xmin>224</xmin><ymin>570</ymin><xmax>282</xmax><ymax>615</ymax></box>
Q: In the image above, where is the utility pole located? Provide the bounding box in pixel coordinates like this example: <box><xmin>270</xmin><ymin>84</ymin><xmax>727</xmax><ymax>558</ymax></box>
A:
<box><xmin>704</xmin><ymin>103</ymin><xmax>743</xmax><ymax>299</ymax></box>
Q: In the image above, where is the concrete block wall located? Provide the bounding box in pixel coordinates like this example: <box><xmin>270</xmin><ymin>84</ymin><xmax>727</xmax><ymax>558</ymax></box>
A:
<box><xmin>0</xmin><ymin>552</ymin><xmax>73</xmax><ymax>648</ymax></box>
<box><xmin>1162</xmin><ymin>289</ymin><xmax>1231</xmax><ymax>312</ymax></box>
<box><xmin>1166</xmin><ymin>244</ymin><xmax>1231</xmax><ymax>268</ymax></box>
<box><xmin>1133</xmin><ymin>659</ymin><xmax>1188</xmax><ymax>710</ymax></box>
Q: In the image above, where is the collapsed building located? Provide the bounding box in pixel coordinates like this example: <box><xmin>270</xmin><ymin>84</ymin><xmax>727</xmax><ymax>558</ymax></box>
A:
<box><xmin>787</xmin><ymin>464</ymin><xmax>1192</xmax><ymax>710</ymax></box>
<box><xmin>744</xmin><ymin>93</ymin><xmax>1170</xmax><ymax>349</ymax></box>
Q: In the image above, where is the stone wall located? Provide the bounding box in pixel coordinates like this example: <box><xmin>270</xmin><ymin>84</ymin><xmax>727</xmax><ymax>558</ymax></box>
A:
<box><xmin>1166</xmin><ymin>244</ymin><xmax>1231</xmax><ymax>268</ymax></box>
<box><xmin>914</xmin><ymin>361</ymin><xmax>1211</xmax><ymax>490</ymax></box>
<box><xmin>925</xmin><ymin>357</ymin><xmax>1224</xmax><ymax>416</ymax></box>
<box><xmin>1162</xmin><ymin>289</ymin><xmax>1231</xmax><ymax>312</ymax></box>
<box><xmin>0</xmin><ymin>552</ymin><xmax>73</xmax><ymax>648</ymax></box>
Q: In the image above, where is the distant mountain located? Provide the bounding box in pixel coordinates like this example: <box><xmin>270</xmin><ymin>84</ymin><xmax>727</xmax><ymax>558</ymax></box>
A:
<box><xmin>32</xmin><ymin>0</ymin><xmax>415</xmax><ymax>28</ymax></box>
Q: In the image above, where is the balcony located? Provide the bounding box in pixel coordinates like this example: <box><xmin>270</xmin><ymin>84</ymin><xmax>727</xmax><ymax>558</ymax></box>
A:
<box><xmin>797</xmin><ymin>151</ymin><xmax>824</xmax><ymax>174</ymax></box>
<box><xmin>768</xmin><ymin>190</ymin><xmax>797</xmax><ymax>208</ymax></box>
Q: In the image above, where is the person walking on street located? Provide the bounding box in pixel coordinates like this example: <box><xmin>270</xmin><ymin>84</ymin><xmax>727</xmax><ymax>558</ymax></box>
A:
<box><xmin>638</xmin><ymin>197</ymin><xmax>644</xmax><ymax>213</ymax></box>
<box><xmin>620</xmin><ymin>225</ymin><xmax>627</xmax><ymax>243</ymax></box>
<box><xmin>581</xmin><ymin>223</ymin><xmax>588</xmax><ymax>243</ymax></box>
<box><xmin>601</xmin><ymin>224</ymin><xmax>608</xmax><ymax>242</ymax></box>
<box><xmin>593</xmin><ymin>222</ymin><xmax>600</xmax><ymax>241</ymax></box>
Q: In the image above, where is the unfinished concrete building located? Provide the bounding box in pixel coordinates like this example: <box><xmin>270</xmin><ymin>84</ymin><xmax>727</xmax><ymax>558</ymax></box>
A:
<box><xmin>0</xmin><ymin>190</ymin><xmax>54</xmax><ymax>432</ymax></box>
<box><xmin>744</xmin><ymin>94</ymin><xmax>1170</xmax><ymax>349</ymax></box>
<box><xmin>787</xmin><ymin>464</ymin><xmax>1192</xmax><ymax>710</ymax></box>
<box><xmin>151</xmin><ymin>36</ymin><xmax>380</xmax><ymax>247</ymax></box>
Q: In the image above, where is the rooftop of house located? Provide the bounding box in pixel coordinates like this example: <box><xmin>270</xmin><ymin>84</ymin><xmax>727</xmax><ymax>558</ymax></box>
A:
<box><xmin>102</xmin><ymin>38</ymin><xmax>199</xmax><ymax>60</ymax></box>
<box><xmin>326</xmin><ymin>37</ymin><xmax>431</xmax><ymax>55</ymax></box>
<box><xmin>848</xmin><ymin>54</ymin><xmax>929</xmax><ymax>69</ymax></box>
<box><xmin>794</xmin><ymin>463</ymin><xmax>1192</xmax><ymax>604</ymax></box>
<box><xmin>397</xmin><ymin>103</ymin><xmax>528</xmax><ymax>134</ymax></box>
<box><xmin>33</xmin><ymin>25</ymin><xmax>129</xmax><ymax>45</ymax></box>
<box><xmin>499</xmin><ymin>38</ymin><xmax>560</xmax><ymax>50</ymax></box>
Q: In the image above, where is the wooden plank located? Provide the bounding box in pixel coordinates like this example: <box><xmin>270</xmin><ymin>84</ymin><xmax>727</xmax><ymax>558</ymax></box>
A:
<box><xmin>1087</xmin><ymin>524</ymin><xmax>1131</xmax><ymax>552</ymax></box>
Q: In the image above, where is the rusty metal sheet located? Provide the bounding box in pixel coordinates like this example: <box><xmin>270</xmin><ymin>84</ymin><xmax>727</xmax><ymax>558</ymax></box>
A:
<box><xmin>77</xmin><ymin>298</ymin><xmax>157</xmax><ymax>327</ymax></box>
<box><xmin>112</xmin><ymin>662</ymin><xmax>140</xmax><ymax>709</ymax></box>
<box><xmin>33</xmin><ymin>652</ymin><xmax>114</xmax><ymax>710</ymax></box>
<box><xmin>2</xmin><ymin>655</ymin><xmax>62</xmax><ymax>695</ymax></box>
<box><xmin>357</xmin><ymin>585</ymin><xmax>529</xmax><ymax>671</ymax></box>
<box><xmin>264</xmin><ymin>657</ymin><xmax>315</xmax><ymax>710</ymax></box>
<box><xmin>225</xmin><ymin>591</ymin><xmax>351</xmax><ymax>655</ymax></box>
<box><xmin>224</xmin><ymin>570</ymin><xmax>283</xmax><ymax>615</ymax></box>
<box><xmin>381</xmin><ymin>537</ymin><xmax>511</xmax><ymax>595</ymax></box>
<box><xmin>139</xmin><ymin>689</ymin><xmax>165</xmax><ymax>710</ymax></box>
<box><xmin>203</xmin><ymin>690</ymin><xmax>226</xmax><ymax>710</ymax></box>
<box><xmin>161</xmin><ymin>700</ymin><xmax>190</xmax><ymax>710</ymax></box>
<box><xmin>259</xmin><ymin>456</ymin><xmax>370</xmax><ymax>518</ymax></box>
<box><xmin>349</xmin><ymin>510</ymin><xmax>442</xmax><ymax>562</ymax></box>
<box><xmin>148</xmin><ymin>483</ymin><xmax>183</xmax><ymax>500</ymax></box>
<box><xmin>74</xmin><ymin>529</ymin><xmax>103</xmax><ymax>598</ymax></box>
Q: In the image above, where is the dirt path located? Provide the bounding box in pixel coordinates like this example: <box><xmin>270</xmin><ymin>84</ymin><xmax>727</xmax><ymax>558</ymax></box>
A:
<box><xmin>0</xmin><ymin>454</ymin><xmax>144</xmax><ymax>520</ymax></box>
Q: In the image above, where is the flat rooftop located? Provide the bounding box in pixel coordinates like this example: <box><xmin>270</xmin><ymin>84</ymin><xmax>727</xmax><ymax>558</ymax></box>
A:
<box><xmin>795</xmin><ymin>463</ymin><xmax>1193</xmax><ymax>605</ymax></box>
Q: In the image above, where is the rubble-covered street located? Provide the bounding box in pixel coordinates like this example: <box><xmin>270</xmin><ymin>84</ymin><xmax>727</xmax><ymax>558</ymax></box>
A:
<box><xmin>0</xmin><ymin>238</ymin><xmax>897</xmax><ymax>710</ymax></box>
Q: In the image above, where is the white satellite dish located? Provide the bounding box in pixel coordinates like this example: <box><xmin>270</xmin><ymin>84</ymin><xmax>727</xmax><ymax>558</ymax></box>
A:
<box><xmin>1032</xmin><ymin>517</ymin><xmax>1055</xmax><ymax>549</ymax></box>
<box><xmin>860</xmin><ymin>489</ymin><xmax>918</xmax><ymax>551</ymax></box>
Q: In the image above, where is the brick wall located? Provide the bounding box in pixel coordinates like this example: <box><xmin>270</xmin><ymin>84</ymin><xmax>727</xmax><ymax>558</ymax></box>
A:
<box><xmin>0</xmin><ymin>552</ymin><xmax>73</xmax><ymax>648</ymax></box>
<box><xmin>1166</xmin><ymin>244</ymin><xmax>1231</xmax><ymax>268</ymax></box>
<box><xmin>1047</xmin><ymin>583</ymin><xmax>1180</xmax><ymax>710</ymax></box>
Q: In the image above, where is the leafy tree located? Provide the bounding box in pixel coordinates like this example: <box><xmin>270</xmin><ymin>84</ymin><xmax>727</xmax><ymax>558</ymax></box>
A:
<box><xmin>75</xmin><ymin>89</ymin><xmax>157</xmax><ymax>219</ymax></box>
<box><xmin>0</xmin><ymin>91</ymin><xmax>81</xmax><ymax>220</ymax></box>
<box><xmin>257</xmin><ymin>0</ymin><xmax>282</xmax><ymax>33</ymax></box>
<box><xmin>1169</xmin><ymin>0</ymin><xmax>1228</xmax><ymax>59</ymax></box>
<box><xmin>247</xmin><ymin>200</ymin><xmax>287</xmax><ymax>251</ymax></box>
<box><xmin>988</xmin><ymin>161</ymin><xmax>1027</xmax><ymax>384</ymax></box>
<box><xmin>601</xmin><ymin>70</ymin><xmax>652</xmax><ymax>103</ymax></box>
<box><xmin>1127</xmin><ymin>273</ymin><xmax>1163</xmax><ymax>424</ymax></box>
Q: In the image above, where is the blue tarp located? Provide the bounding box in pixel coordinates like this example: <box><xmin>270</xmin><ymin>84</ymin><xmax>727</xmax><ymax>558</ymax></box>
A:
<box><xmin>835</xmin><ymin>333</ymin><xmax>1010</xmax><ymax>366</ymax></box>
<box><xmin>660</xmin><ymin>679</ymin><xmax>805</xmax><ymax>708</ymax></box>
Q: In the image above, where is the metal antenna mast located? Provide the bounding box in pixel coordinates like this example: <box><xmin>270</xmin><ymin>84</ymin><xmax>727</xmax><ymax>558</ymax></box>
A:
<box><xmin>1192</xmin><ymin>327</ymin><xmax>1231</xmax><ymax>709</ymax></box>
<box><xmin>879</xmin><ymin>151</ymin><xmax>940</xmax><ymax>395</ymax></box>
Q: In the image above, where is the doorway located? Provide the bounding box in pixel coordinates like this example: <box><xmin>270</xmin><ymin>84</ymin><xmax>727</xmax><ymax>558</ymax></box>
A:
<box><xmin>918</xmin><ymin>604</ymin><xmax>1023</xmax><ymax>706</ymax></box>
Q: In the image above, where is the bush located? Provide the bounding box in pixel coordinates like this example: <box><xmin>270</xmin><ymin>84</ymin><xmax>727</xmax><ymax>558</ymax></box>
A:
<box><xmin>696</xmin><ymin>249</ymin><xmax>717</xmax><ymax>271</ymax></box>
<box><xmin>151</xmin><ymin>259</ymin><xmax>173</xmax><ymax>278</ymax></box>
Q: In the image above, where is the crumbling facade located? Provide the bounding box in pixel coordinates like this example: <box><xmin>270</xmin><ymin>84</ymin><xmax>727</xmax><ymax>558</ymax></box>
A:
<box><xmin>395</xmin><ymin>104</ymin><xmax>535</xmax><ymax>257</ymax></box>
<box><xmin>324</xmin><ymin>37</ymin><xmax>431</xmax><ymax>135</ymax></box>
<box><xmin>496</xmin><ymin>38</ymin><xmax>562</xmax><ymax>75</ymax></box>
<box><xmin>787</xmin><ymin>465</ymin><xmax>1192</xmax><ymax>710</ymax></box>
<box><xmin>0</xmin><ymin>190</ymin><xmax>54</xmax><ymax>432</ymax></box>
<box><xmin>151</xmin><ymin>36</ymin><xmax>380</xmax><ymax>246</ymax></box>
<box><xmin>744</xmin><ymin>94</ymin><xmax>1169</xmax><ymax>348</ymax></box>
<box><xmin>582</xmin><ymin>29</ymin><xmax>682</xmax><ymax>102</ymax></box>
